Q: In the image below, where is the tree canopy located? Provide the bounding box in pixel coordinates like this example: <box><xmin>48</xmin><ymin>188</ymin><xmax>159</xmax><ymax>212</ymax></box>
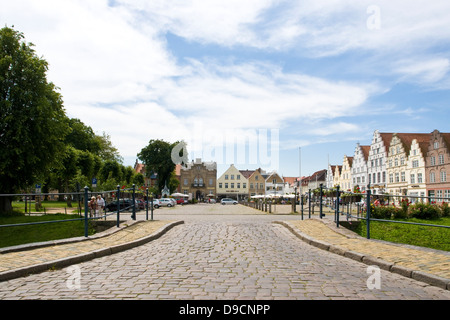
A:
<box><xmin>0</xmin><ymin>26</ymin><xmax>69</xmax><ymax>211</ymax></box>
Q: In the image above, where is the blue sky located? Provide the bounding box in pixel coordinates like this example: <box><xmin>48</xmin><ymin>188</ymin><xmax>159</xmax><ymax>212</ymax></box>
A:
<box><xmin>2</xmin><ymin>1</ymin><xmax>450</xmax><ymax>178</ymax></box>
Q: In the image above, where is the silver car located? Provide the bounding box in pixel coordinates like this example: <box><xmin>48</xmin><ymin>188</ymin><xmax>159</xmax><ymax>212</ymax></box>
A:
<box><xmin>159</xmin><ymin>198</ymin><xmax>175</xmax><ymax>207</ymax></box>
<box><xmin>221</xmin><ymin>198</ymin><xmax>238</xmax><ymax>205</ymax></box>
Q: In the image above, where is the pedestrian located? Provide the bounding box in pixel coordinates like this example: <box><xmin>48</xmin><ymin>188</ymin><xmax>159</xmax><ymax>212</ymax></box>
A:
<box><xmin>89</xmin><ymin>196</ymin><xmax>97</xmax><ymax>218</ymax></box>
<box><xmin>97</xmin><ymin>194</ymin><xmax>105</xmax><ymax>216</ymax></box>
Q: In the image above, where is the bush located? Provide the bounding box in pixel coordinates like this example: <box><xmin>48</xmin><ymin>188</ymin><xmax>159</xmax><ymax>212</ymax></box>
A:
<box><xmin>409</xmin><ymin>202</ymin><xmax>441</xmax><ymax>220</ymax></box>
<box><xmin>371</xmin><ymin>205</ymin><xmax>399</xmax><ymax>220</ymax></box>
<box><xmin>440</xmin><ymin>202</ymin><xmax>450</xmax><ymax>217</ymax></box>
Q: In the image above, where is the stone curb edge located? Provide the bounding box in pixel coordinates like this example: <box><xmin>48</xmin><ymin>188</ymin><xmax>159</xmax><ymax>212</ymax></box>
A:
<box><xmin>0</xmin><ymin>220</ymin><xmax>184</xmax><ymax>282</ymax></box>
<box><xmin>274</xmin><ymin>221</ymin><xmax>450</xmax><ymax>291</ymax></box>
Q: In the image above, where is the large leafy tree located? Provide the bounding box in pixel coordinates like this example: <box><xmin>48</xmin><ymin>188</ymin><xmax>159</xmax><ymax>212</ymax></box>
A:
<box><xmin>138</xmin><ymin>139</ymin><xmax>186</xmax><ymax>194</ymax></box>
<box><xmin>0</xmin><ymin>27</ymin><xmax>69</xmax><ymax>213</ymax></box>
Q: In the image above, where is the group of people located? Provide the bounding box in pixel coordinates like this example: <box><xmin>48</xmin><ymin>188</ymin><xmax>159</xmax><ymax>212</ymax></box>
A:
<box><xmin>88</xmin><ymin>194</ymin><xmax>105</xmax><ymax>218</ymax></box>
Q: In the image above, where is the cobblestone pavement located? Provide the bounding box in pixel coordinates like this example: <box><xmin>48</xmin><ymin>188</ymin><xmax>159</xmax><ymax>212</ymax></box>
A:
<box><xmin>0</xmin><ymin>204</ymin><xmax>449</xmax><ymax>300</ymax></box>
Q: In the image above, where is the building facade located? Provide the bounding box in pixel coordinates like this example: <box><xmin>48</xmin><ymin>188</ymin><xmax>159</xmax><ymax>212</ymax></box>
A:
<box><xmin>246</xmin><ymin>168</ymin><xmax>266</xmax><ymax>198</ymax></box>
<box><xmin>264</xmin><ymin>172</ymin><xmax>284</xmax><ymax>197</ymax></box>
<box><xmin>368</xmin><ymin>130</ymin><xmax>393</xmax><ymax>194</ymax></box>
<box><xmin>216</xmin><ymin>164</ymin><xmax>249</xmax><ymax>200</ymax></box>
<box><xmin>180</xmin><ymin>158</ymin><xmax>217</xmax><ymax>201</ymax></box>
<box><xmin>407</xmin><ymin>135</ymin><xmax>429</xmax><ymax>202</ymax></box>
<box><xmin>352</xmin><ymin>143</ymin><xmax>370</xmax><ymax>192</ymax></box>
<box><xmin>426</xmin><ymin>130</ymin><xmax>450</xmax><ymax>203</ymax></box>
<box><xmin>340</xmin><ymin>156</ymin><xmax>353</xmax><ymax>192</ymax></box>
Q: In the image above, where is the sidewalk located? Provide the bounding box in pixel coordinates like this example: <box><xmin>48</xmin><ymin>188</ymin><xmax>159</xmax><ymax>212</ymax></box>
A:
<box><xmin>0</xmin><ymin>220</ymin><xmax>184</xmax><ymax>282</ymax></box>
<box><xmin>275</xmin><ymin>217</ymin><xmax>450</xmax><ymax>291</ymax></box>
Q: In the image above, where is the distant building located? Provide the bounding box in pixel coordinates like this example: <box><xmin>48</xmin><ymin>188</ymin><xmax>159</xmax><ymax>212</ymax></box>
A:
<box><xmin>426</xmin><ymin>130</ymin><xmax>450</xmax><ymax>203</ymax></box>
<box><xmin>180</xmin><ymin>158</ymin><xmax>217</xmax><ymax>201</ymax></box>
<box><xmin>216</xmin><ymin>164</ymin><xmax>248</xmax><ymax>200</ymax></box>
<box><xmin>352</xmin><ymin>143</ymin><xmax>370</xmax><ymax>192</ymax></box>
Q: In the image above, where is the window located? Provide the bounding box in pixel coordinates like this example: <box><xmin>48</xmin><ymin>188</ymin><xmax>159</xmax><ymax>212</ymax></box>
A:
<box><xmin>225</xmin><ymin>183</ymin><xmax>229</xmax><ymax>188</ymax></box>
<box><xmin>199</xmin><ymin>178</ymin><xmax>204</xmax><ymax>186</ymax></box>
<box><xmin>184</xmin><ymin>178</ymin><xmax>188</xmax><ymax>186</ymax></box>
<box><xmin>237</xmin><ymin>183</ymin><xmax>240</xmax><ymax>188</ymax></box>
<box><xmin>209</xmin><ymin>178</ymin><xmax>213</xmax><ymax>186</ymax></box>
<box><xmin>412</xmin><ymin>160</ymin><xmax>419</xmax><ymax>168</ymax></box>
<box><xmin>225</xmin><ymin>175</ymin><xmax>229</xmax><ymax>180</ymax></box>
<box><xmin>401</xmin><ymin>157</ymin><xmax>405</xmax><ymax>165</ymax></box>
<box><xmin>255</xmin><ymin>175</ymin><xmax>258</xmax><ymax>181</ymax></box>
<box><xmin>410</xmin><ymin>174</ymin><xmax>415</xmax><ymax>184</ymax></box>
<box><xmin>237</xmin><ymin>175</ymin><xmax>240</xmax><ymax>180</ymax></box>
<box><xmin>441</xmin><ymin>171</ymin><xmax>447</xmax><ymax>182</ymax></box>
<box><xmin>395</xmin><ymin>173</ymin><xmax>399</xmax><ymax>183</ymax></box>
<box><xmin>434</xmin><ymin>141</ymin><xmax>439</xmax><ymax>149</ymax></box>
<box><xmin>231</xmin><ymin>183</ymin><xmax>234</xmax><ymax>188</ymax></box>
<box><xmin>430</xmin><ymin>172</ymin><xmax>436</xmax><ymax>183</ymax></box>
<box><xmin>389</xmin><ymin>174</ymin><xmax>394</xmax><ymax>183</ymax></box>
<box><xmin>243</xmin><ymin>183</ymin><xmax>247</xmax><ymax>188</ymax></box>
<box><xmin>418</xmin><ymin>173</ymin><xmax>423</xmax><ymax>183</ymax></box>
<box><xmin>431</xmin><ymin>156</ymin><xmax>436</xmax><ymax>166</ymax></box>
<box><xmin>231</xmin><ymin>175</ymin><xmax>234</xmax><ymax>180</ymax></box>
<box><xmin>439</xmin><ymin>154</ymin><xmax>445</xmax><ymax>165</ymax></box>
<box><xmin>401</xmin><ymin>172</ymin><xmax>405</xmax><ymax>182</ymax></box>
<box><xmin>445</xmin><ymin>190</ymin><xmax>450</xmax><ymax>203</ymax></box>
<box><xmin>250</xmin><ymin>183</ymin><xmax>254</xmax><ymax>189</ymax></box>
<box><xmin>395</xmin><ymin>158</ymin><xmax>398</xmax><ymax>166</ymax></box>
<box><xmin>219</xmin><ymin>183</ymin><xmax>223</xmax><ymax>188</ymax></box>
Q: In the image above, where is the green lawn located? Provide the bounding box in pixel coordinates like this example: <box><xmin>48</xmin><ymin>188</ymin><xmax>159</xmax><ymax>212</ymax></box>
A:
<box><xmin>350</xmin><ymin>217</ymin><xmax>450</xmax><ymax>251</ymax></box>
<box><xmin>12</xmin><ymin>200</ymin><xmax>82</xmax><ymax>214</ymax></box>
<box><xmin>0</xmin><ymin>214</ymin><xmax>95</xmax><ymax>249</ymax></box>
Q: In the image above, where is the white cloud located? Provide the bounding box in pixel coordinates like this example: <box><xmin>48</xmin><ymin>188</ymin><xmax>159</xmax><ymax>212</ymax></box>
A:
<box><xmin>394</xmin><ymin>58</ymin><xmax>450</xmax><ymax>84</ymax></box>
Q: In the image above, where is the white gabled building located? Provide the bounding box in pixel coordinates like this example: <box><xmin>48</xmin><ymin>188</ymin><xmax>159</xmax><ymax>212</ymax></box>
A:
<box><xmin>352</xmin><ymin>143</ymin><xmax>370</xmax><ymax>192</ymax></box>
<box><xmin>367</xmin><ymin>130</ymin><xmax>393</xmax><ymax>195</ymax></box>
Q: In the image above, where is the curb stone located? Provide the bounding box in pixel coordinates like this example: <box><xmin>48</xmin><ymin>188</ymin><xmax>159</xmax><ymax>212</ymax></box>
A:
<box><xmin>0</xmin><ymin>220</ymin><xmax>184</xmax><ymax>282</ymax></box>
<box><xmin>274</xmin><ymin>220</ymin><xmax>450</xmax><ymax>291</ymax></box>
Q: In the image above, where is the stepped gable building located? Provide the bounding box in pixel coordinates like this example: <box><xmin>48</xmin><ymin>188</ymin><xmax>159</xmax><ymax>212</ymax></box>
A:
<box><xmin>368</xmin><ymin>130</ymin><xmax>393</xmax><ymax>194</ymax></box>
<box><xmin>407</xmin><ymin>134</ymin><xmax>430</xmax><ymax>201</ymax></box>
<box><xmin>340</xmin><ymin>155</ymin><xmax>353</xmax><ymax>192</ymax></box>
<box><xmin>352</xmin><ymin>143</ymin><xmax>370</xmax><ymax>192</ymax></box>
<box><xmin>326</xmin><ymin>164</ymin><xmax>340</xmax><ymax>188</ymax></box>
<box><xmin>180</xmin><ymin>158</ymin><xmax>217</xmax><ymax>201</ymax></box>
<box><xmin>426</xmin><ymin>130</ymin><xmax>450</xmax><ymax>202</ymax></box>
<box><xmin>386</xmin><ymin>132</ymin><xmax>431</xmax><ymax>200</ymax></box>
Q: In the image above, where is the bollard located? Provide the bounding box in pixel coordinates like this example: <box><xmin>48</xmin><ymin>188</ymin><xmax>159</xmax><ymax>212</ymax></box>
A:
<box><xmin>150</xmin><ymin>193</ymin><xmax>154</xmax><ymax>221</ymax></box>
<box><xmin>84</xmin><ymin>187</ymin><xmax>89</xmax><ymax>237</ymax></box>
<box><xmin>146</xmin><ymin>188</ymin><xmax>149</xmax><ymax>221</ymax></box>
<box><xmin>131</xmin><ymin>184</ymin><xmax>136</xmax><ymax>221</ymax></box>
<box><xmin>335</xmin><ymin>186</ymin><xmax>340</xmax><ymax>228</ymax></box>
<box><xmin>366</xmin><ymin>185</ymin><xmax>371</xmax><ymax>239</ymax></box>
<box><xmin>116</xmin><ymin>185</ymin><xmax>121</xmax><ymax>228</ymax></box>
<box><xmin>319</xmin><ymin>184</ymin><xmax>323</xmax><ymax>219</ymax></box>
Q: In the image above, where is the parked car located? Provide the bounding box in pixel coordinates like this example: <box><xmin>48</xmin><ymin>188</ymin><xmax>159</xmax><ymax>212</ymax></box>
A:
<box><xmin>221</xmin><ymin>198</ymin><xmax>238</xmax><ymax>205</ymax></box>
<box><xmin>136</xmin><ymin>199</ymin><xmax>145</xmax><ymax>210</ymax></box>
<box><xmin>147</xmin><ymin>199</ymin><xmax>160</xmax><ymax>209</ymax></box>
<box><xmin>105</xmin><ymin>199</ymin><xmax>135</xmax><ymax>212</ymax></box>
<box><xmin>159</xmin><ymin>198</ymin><xmax>175</xmax><ymax>207</ymax></box>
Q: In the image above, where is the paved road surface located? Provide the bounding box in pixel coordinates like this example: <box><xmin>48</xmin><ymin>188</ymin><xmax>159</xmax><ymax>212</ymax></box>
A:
<box><xmin>0</xmin><ymin>204</ymin><xmax>449</xmax><ymax>300</ymax></box>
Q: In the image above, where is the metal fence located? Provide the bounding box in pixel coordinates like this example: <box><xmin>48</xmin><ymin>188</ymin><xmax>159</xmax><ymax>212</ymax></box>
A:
<box><xmin>303</xmin><ymin>184</ymin><xmax>450</xmax><ymax>239</ymax></box>
<box><xmin>0</xmin><ymin>185</ymin><xmax>157</xmax><ymax>238</ymax></box>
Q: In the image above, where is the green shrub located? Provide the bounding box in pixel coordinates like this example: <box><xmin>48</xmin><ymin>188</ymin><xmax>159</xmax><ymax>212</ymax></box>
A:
<box><xmin>440</xmin><ymin>202</ymin><xmax>450</xmax><ymax>217</ymax></box>
<box><xmin>409</xmin><ymin>202</ymin><xmax>441</xmax><ymax>220</ymax></box>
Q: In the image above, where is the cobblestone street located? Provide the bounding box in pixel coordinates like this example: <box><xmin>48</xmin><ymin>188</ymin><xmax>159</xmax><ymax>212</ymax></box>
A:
<box><xmin>1</xmin><ymin>204</ymin><xmax>449</xmax><ymax>300</ymax></box>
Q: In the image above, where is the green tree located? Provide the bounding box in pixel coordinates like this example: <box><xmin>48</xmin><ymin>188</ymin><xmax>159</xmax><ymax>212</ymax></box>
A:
<box><xmin>0</xmin><ymin>27</ymin><xmax>69</xmax><ymax>213</ymax></box>
<box><xmin>138</xmin><ymin>139</ymin><xmax>186</xmax><ymax>194</ymax></box>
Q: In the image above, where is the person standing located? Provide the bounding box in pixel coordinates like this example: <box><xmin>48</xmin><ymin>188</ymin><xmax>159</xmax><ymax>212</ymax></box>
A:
<box><xmin>97</xmin><ymin>194</ymin><xmax>105</xmax><ymax>217</ymax></box>
<box><xmin>89</xmin><ymin>196</ymin><xmax>97</xmax><ymax>218</ymax></box>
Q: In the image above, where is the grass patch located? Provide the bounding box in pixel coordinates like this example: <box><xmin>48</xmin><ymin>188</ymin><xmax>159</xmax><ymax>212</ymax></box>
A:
<box><xmin>351</xmin><ymin>217</ymin><xmax>450</xmax><ymax>251</ymax></box>
<box><xmin>0</xmin><ymin>214</ymin><xmax>95</xmax><ymax>249</ymax></box>
<box><xmin>12</xmin><ymin>200</ymin><xmax>82</xmax><ymax>214</ymax></box>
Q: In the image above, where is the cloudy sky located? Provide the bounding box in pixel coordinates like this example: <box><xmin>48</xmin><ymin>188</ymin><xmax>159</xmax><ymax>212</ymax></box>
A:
<box><xmin>2</xmin><ymin>0</ymin><xmax>450</xmax><ymax>177</ymax></box>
